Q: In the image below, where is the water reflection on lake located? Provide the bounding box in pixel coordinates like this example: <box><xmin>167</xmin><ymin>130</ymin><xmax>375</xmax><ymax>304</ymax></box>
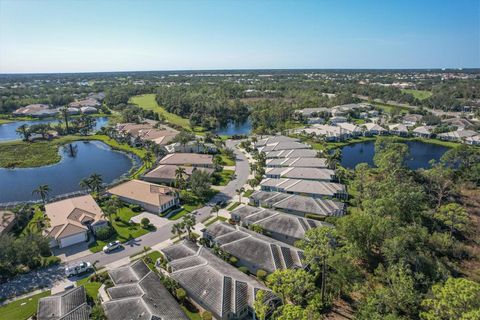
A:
<box><xmin>0</xmin><ymin>117</ymin><xmax>109</xmax><ymax>142</ymax></box>
<box><xmin>340</xmin><ymin>140</ymin><xmax>450</xmax><ymax>170</ymax></box>
<box><xmin>0</xmin><ymin>140</ymin><xmax>135</xmax><ymax>203</ymax></box>
<box><xmin>215</xmin><ymin>119</ymin><xmax>252</xmax><ymax>136</ymax></box>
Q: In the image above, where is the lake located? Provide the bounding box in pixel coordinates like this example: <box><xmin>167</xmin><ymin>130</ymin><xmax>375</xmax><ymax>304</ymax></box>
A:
<box><xmin>215</xmin><ymin>119</ymin><xmax>252</xmax><ymax>136</ymax></box>
<box><xmin>0</xmin><ymin>117</ymin><xmax>109</xmax><ymax>142</ymax></box>
<box><xmin>340</xmin><ymin>140</ymin><xmax>450</xmax><ymax>170</ymax></box>
<box><xmin>0</xmin><ymin>140</ymin><xmax>137</xmax><ymax>203</ymax></box>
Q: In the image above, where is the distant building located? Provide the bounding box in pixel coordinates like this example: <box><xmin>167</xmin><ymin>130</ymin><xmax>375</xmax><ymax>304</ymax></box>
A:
<box><xmin>363</xmin><ymin>123</ymin><xmax>387</xmax><ymax>136</ymax></box>
<box><xmin>412</xmin><ymin>126</ymin><xmax>433</xmax><ymax>138</ymax></box>
<box><xmin>330</xmin><ymin>116</ymin><xmax>348</xmax><ymax>124</ymax></box>
<box><xmin>80</xmin><ymin>106</ymin><xmax>97</xmax><ymax>114</ymax></box>
<box><xmin>13</xmin><ymin>104</ymin><xmax>58</xmax><ymax>118</ymax></box>
<box><xmin>107</xmin><ymin>180</ymin><xmax>179</xmax><ymax>214</ymax></box>
<box><xmin>437</xmin><ymin>129</ymin><xmax>478</xmax><ymax>142</ymax></box>
<box><xmin>388</xmin><ymin>123</ymin><xmax>409</xmax><ymax>136</ymax></box>
<box><xmin>465</xmin><ymin>135</ymin><xmax>480</xmax><ymax>145</ymax></box>
<box><xmin>0</xmin><ymin>210</ymin><xmax>16</xmax><ymax>235</ymax></box>
<box><xmin>37</xmin><ymin>286</ymin><xmax>90</xmax><ymax>320</ymax></box>
<box><xmin>69</xmin><ymin>98</ymin><xmax>101</xmax><ymax>109</ymax></box>
<box><xmin>402</xmin><ymin>114</ymin><xmax>423</xmax><ymax>127</ymax></box>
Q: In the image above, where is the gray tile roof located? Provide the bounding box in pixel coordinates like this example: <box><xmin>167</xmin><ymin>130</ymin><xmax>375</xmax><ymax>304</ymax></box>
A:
<box><xmin>265</xmin><ymin>149</ymin><xmax>318</xmax><ymax>159</ymax></box>
<box><xmin>108</xmin><ymin>259</ymin><xmax>150</xmax><ymax>285</ymax></box>
<box><xmin>230</xmin><ymin>205</ymin><xmax>332</xmax><ymax>241</ymax></box>
<box><xmin>258</xmin><ymin>141</ymin><xmax>311</xmax><ymax>152</ymax></box>
<box><xmin>37</xmin><ymin>286</ymin><xmax>90</xmax><ymax>320</ymax></box>
<box><xmin>265</xmin><ymin>157</ymin><xmax>327</xmax><ymax>168</ymax></box>
<box><xmin>205</xmin><ymin>222</ymin><xmax>304</xmax><ymax>273</ymax></box>
<box><xmin>260</xmin><ymin>178</ymin><xmax>346</xmax><ymax>198</ymax></box>
<box><xmin>254</xmin><ymin>136</ymin><xmax>299</xmax><ymax>147</ymax></box>
<box><xmin>250</xmin><ymin>191</ymin><xmax>346</xmax><ymax>217</ymax></box>
<box><xmin>161</xmin><ymin>242</ymin><xmax>278</xmax><ymax>319</ymax></box>
<box><xmin>103</xmin><ymin>260</ymin><xmax>188</xmax><ymax>320</ymax></box>
<box><xmin>265</xmin><ymin>167</ymin><xmax>335</xmax><ymax>181</ymax></box>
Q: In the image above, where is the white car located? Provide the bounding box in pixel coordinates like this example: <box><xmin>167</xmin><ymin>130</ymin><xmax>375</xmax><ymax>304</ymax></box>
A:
<box><xmin>65</xmin><ymin>261</ymin><xmax>92</xmax><ymax>277</ymax></box>
<box><xmin>103</xmin><ymin>240</ymin><xmax>122</xmax><ymax>253</ymax></box>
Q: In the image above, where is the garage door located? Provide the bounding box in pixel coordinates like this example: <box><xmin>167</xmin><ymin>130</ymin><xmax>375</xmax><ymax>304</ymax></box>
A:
<box><xmin>59</xmin><ymin>232</ymin><xmax>87</xmax><ymax>248</ymax></box>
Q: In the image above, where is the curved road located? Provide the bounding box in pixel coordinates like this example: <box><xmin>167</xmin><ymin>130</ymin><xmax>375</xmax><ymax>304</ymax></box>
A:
<box><xmin>0</xmin><ymin>140</ymin><xmax>250</xmax><ymax>300</ymax></box>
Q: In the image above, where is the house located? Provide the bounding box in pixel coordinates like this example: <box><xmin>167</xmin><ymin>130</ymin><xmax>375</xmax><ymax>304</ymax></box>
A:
<box><xmin>161</xmin><ymin>241</ymin><xmax>280</xmax><ymax>320</ymax></box>
<box><xmin>442</xmin><ymin>117</ymin><xmax>474</xmax><ymax>130</ymax></box>
<box><xmin>389</xmin><ymin>123</ymin><xmax>409</xmax><ymax>136</ymax></box>
<box><xmin>116</xmin><ymin>122</ymin><xmax>178</xmax><ymax>146</ymax></box>
<box><xmin>437</xmin><ymin>129</ymin><xmax>479</xmax><ymax>142</ymax></box>
<box><xmin>66</xmin><ymin>107</ymin><xmax>80</xmax><ymax>115</ymax></box>
<box><xmin>0</xmin><ymin>210</ymin><xmax>16</xmax><ymax>235</ymax></box>
<box><xmin>249</xmin><ymin>191</ymin><xmax>346</xmax><ymax>217</ymax></box>
<box><xmin>230</xmin><ymin>205</ymin><xmax>332</xmax><ymax>245</ymax></box>
<box><xmin>260</xmin><ymin>178</ymin><xmax>347</xmax><ymax>200</ymax></box>
<box><xmin>69</xmin><ymin>98</ymin><xmax>101</xmax><ymax>109</ymax></box>
<box><xmin>412</xmin><ymin>126</ymin><xmax>433</xmax><ymax>138</ymax></box>
<box><xmin>80</xmin><ymin>106</ymin><xmax>97</xmax><ymax>114</ymax></box>
<box><xmin>264</xmin><ymin>149</ymin><xmax>318</xmax><ymax>159</ymax></box>
<box><xmin>336</xmin><ymin>122</ymin><xmax>363</xmax><ymax>136</ymax></box>
<box><xmin>13</xmin><ymin>104</ymin><xmax>59</xmax><ymax>118</ymax></box>
<box><xmin>363</xmin><ymin>123</ymin><xmax>387</xmax><ymax>136</ymax></box>
<box><xmin>295</xmin><ymin>107</ymin><xmax>331</xmax><ymax>118</ymax></box>
<box><xmin>102</xmin><ymin>260</ymin><xmax>188</xmax><ymax>320</ymax></box>
<box><xmin>465</xmin><ymin>135</ymin><xmax>480</xmax><ymax>145</ymax></box>
<box><xmin>159</xmin><ymin>153</ymin><xmax>214</xmax><ymax>168</ymax></box>
<box><xmin>307</xmin><ymin>117</ymin><xmax>325</xmax><ymax>124</ymax></box>
<box><xmin>142</xmin><ymin>165</ymin><xmax>214</xmax><ymax>186</ymax></box>
<box><xmin>265</xmin><ymin>167</ymin><xmax>335</xmax><ymax>181</ymax></box>
<box><xmin>45</xmin><ymin>195</ymin><xmax>108</xmax><ymax>248</ymax></box>
<box><xmin>330</xmin><ymin>116</ymin><xmax>348</xmax><ymax>124</ymax></box>
<box><xmin>165</xmin><ymin>141</ymin><xmax>218</xmax><ymax>154</ymax></box>
<box><xmin>107</xmin><ymin>180</ymin><xmax>179</xmax><ymax>214</ymax></box>
<box><xmin>203</xmin><ymin>222</ymin><xmax>304</xmax><ymax>274</ymax></box>
<box><xmin>37</xmin><ymin>286</ymin><xmax>90</xmax><ymax>320</ymax></box>
<box><xmin>257</xmin><ymin>141</ymin><xmax>311</xmax><ymax>153</ymax></box>
<box><xmin>265</xmin><ymin>157</ymin><xmax>328</xmax><ymax>168</ymax></box>
<box><xmin>402</xmin><ymin>114</ymin><xmax>423</xmax><ymax>127</ymax></box>
<box><xmin>297</xmin><ymin>124</ymin><xmax>349</xmax><ymax>141</ymax></box>
<box><xmin>88</xmin><ymin>92</ymin><xmax>106</xmax><ymax>101</ymax></box>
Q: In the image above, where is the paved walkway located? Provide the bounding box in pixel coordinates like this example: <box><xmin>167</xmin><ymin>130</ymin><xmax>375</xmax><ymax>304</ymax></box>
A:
<box><xmin>0</xmin><ymin>139</ymin><xmax>250</xmax><ymax>300</ymax></box>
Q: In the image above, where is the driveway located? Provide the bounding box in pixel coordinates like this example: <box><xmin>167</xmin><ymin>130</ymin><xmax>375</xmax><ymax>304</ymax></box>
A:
<box><xmin>130</xmin><ymin>212</ymin><xmax>171</xmax><ymax>228</ymax></box>
<box><xmin>0</xmin><ymin>140</ymin><xmax>250</xmax><ymax>300</ymax></box>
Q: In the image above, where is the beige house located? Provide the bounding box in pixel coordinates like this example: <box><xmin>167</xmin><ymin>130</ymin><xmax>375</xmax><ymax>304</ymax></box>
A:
<box><xmin>159</xmin><ymin>153</ymin><xmax>214</xmax><ymax>168</ymax></box>
<box><xmin>107</xmin><ymin>179</ymin><xmax>179</xmax><ymax>214</ymax></box>
<box><xmin>45</xmin><ymin>195</ymin><xmax>107</xmax><ymax>248</ymax></box>
<box><xmin>0</xmin><ymin>210</ymin><xmax>16</xmax><ymax>235</ymax></box>
<box><xmin>142</xmin><ymin>164</ymin><xmax>214</xmax><ymax>186</ymax></box>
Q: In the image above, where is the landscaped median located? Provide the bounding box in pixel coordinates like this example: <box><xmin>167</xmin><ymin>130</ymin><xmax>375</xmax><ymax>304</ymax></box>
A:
<box><xmin>0</xmin><ymin>134</ymin><xmax>146</xmax><ymax>169</ymax></box>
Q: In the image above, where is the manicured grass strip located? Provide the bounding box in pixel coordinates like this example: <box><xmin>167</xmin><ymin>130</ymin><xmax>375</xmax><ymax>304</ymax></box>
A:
<box><xmin>219</xmin><ymin>154</ymin><xmax>235</xmax><ymax>166</ymax></box>
<box><xmin>181</xmin><ymin>305</ymin><xmax>202</xmax><ymax>320</ymax></box>
<box><xmin>227</xmin><ymin>202</ymin><xmax>241</xmax><ymax>211</ymax></box>
<box><xmin>0</xmin><ymin>119</ymin><xmax>12</xmax><ymax>124</ymax></box>
<box><xmin>243</xmin><ymin>189</ymin><xmax>254</xmax><ymax>198</ymax></box>
<box><xmin>401</xmin><ymin>89</ymin><xmax>433</xmax><ymax>100</ymax></box>
<box><xmin>0</xmin><ymin>290</ymin><xmax>51</xmax><ymax>320</ymax></box>
<box><xmin>143</xmin><ymin>250</ymin><xmax>162</xmax><ymax>270</ymax></box>
<box><xmin>215</xmin><ymin>169</ymin><xmax>234</xmax><ymax>186</ymax></box>
<box><xmin>168</xmin><ymin>204</ymin><xmax>201</xmax><ymax>221</ymax></box>
<box><xmin>76</xmin><ymin>277</ymin><xmax>102</xmax><ymax>300</ymax></box>
<box><xmin>204</xmin><ymin>216</ymin><xmax>227</xmax><ymax>227</ymax></box>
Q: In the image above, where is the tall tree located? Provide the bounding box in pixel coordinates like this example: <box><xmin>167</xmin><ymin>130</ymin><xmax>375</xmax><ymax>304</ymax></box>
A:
<box><xmin>88</xmin><ymin>173</ymin><xmax>103</xmax><ymax>193</ymax></box>
<box><xmin>32</xmin><ymin>184</ymin><xmax>51</xmax><ymax>204</ymax></box>
<box><xmin>16</xmin><ymin>124</ymin><xmax>31</xmax><ymax>141</ymax></box>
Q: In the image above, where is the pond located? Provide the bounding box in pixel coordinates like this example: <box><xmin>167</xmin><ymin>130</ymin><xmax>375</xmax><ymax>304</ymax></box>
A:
<box><xmin>0</xmin><ymin>140</ymin><xmax>137</xmax><ymax>203</ymax></box>
<box><xmin>0</xmin><ymin>117</ymin><xmax>109</xmax><ymax>142</ymax></box>
<box><xmin>215</xmin><ymin>119</ymin><xmax>252</xmax><ymax>136</ymax></box>
<box><xmin>340</xmin><ymin>140</ymin><xmax>450</xmax><ymax>170</ymax></box>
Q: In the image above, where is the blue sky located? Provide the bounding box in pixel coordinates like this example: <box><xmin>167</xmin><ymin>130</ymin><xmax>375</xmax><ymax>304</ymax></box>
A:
<box><xmin>0</xmin><ymin>0</ymin><xmax>478</xmax><ymax>73</ymax></box>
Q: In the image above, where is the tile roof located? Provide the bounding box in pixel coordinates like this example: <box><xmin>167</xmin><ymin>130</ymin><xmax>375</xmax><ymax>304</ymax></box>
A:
<box><xmin>260</xmin><ymin>178</ymin><xmax>346</xmax><ymax>198</ymax></box>
<box><xmin>159</xmin><ymin>153</ymin><xmax>213</xmax><ymax>166</ymax></box>
<box><xmin>265</xmin><ymin>157</ymin><xmax>327</xmax><ymax>168</ymax></box>
<box><xmin>264</xmin><ymin>149</ymin><xmax>317</xmax><ymax>159</ymax></box>
<box><xmin>37</xmin><ymin>286</ymin><xmax>90</xmax><ymax>320</ymax></box>
<box><xmin>265</xmin><ymin>167</ymin><xmax>335</xmax><ymax>181</ymax></box>
<box><xmin>107</xmin><ymin>180</ymin><xmax>177</xmax><ymax>207</ymax></box>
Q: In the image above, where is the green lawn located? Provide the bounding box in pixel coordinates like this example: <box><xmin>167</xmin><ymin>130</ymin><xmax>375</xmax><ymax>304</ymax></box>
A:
<box><xmin>0</xmin><ymin>290</ymin><xmax>51</xmax><ymax>320</ymax></box>
<box><xmin>143</xmin><ymin>250</ymin><xmax>162</xmax><ymax>270</ymax></box>
<box><xmin>0</xmin><ymin>134</ymin><xmax>146</xmax><ymax>169</ymax></box>
<box><xmin>0</xmin><ymin>119</ymin><xmax>12</xmax><ymax>124</ymax></box>
<box><xmin>243</xmin><ymin>189</ymin><xmax>254</xmax><ymax>198</ymax></box>
<box><xmin>215</xmin><ymin>169</ymin><xmax>234</xmax><ymax>186</ymax></box>
<box><xmin>204</xmin><ymin>216</ymin><xmax>227</xmax><ymax>227</ymax></box>
<box><xmin>89</xmin><ymin>206</ymin><xmax>149</xmax><ymax>252</ymax></box>
<box><xmin>130</xmin><ymin>94</ymin><xmax>206</xmax><ymax>134</ymax></box>
<box><xmin>227</xmin><ymin>202</ymin><xmax>241</xmax><ymax>211</ymax></box>
<box><xmin>21</xmin><ymin>206</ymin><xmax>45</xmax><ymax>236</ymax></box>
<box><xmin>219</xmin><ymin>154</ymin><xmax>235</xmax><ymax>166</ymax></box>
<box><xmin>402</xmin><ymin>89</ymin><xmax>433</xmax><ymax>100</ymax></box>
<box><xmin>76</xmin><ymin>277</ymin><xmax>102</xmax><ymax>300</ymax></box>
<box><xmin>181</xmin><ymin>305</ymin><xmax>202</xmax><ymax>320</ymax></box>
<box><xmin>373</xmin><ymin>102</ymin><xmax>410</xmax><ymax>114</ymax></box>
<box><xmin>168</xmin><ymin>204</ymin><xmax>201</xmax><ymax>221</ymax></box>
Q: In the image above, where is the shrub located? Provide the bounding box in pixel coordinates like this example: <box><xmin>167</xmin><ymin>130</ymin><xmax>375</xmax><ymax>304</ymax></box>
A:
<box><xmin>202</xmin><ymin>311</ymin><xmax>213</xmax><ymax>320</ymax></box>
<box><xmin>256</xmin><ymin>269</ymin><xmax>267</xmax><ymax>280</ymax></box>
<box><xmin>229</xmin><ymin>256</ymin><xmax>238</xmax><ymax>265</ymax></box>
<box><xmin>238</xmin><ymin>266</ymin><xmax>249</xmax><ymax>274</ymax></box>
<box><xmin>131</xmin><ymin>205</ymin><xmax>143</xmax><ymax>212</ymax></box>
<box><xmin>305</xmin><ymin>213</ymin><xmax>324</xmax><ymax>221</ymax></box>
<box><xmin>176</xmin><ymin>288</ymin><xmax>187</xmax><ymax>302</ymax></box>
<box><xmin>95</xmin><ymin>227</ymin><xmax>114</xmax><ymax>240</ymax></box>
<box><xmin>141</xmin><ymin>217</ymin><xmax>150</xmax><ymax>228</ymax></box>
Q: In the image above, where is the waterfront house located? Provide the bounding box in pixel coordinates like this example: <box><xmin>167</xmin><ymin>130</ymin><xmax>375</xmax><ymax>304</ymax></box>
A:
<box><xmin>159</xmin><ymin>153</ymin><xmax>214</xmax><ymax>168</ymax></box>
<box><xmin>389</xmin><ymin>123</ymin><xmax>409</xmax><ymax>136</ymax></box>
<box><xmin>142</xmin><ymin>165</ymin><xmax>214</xmax><ymax>186</ymax></box>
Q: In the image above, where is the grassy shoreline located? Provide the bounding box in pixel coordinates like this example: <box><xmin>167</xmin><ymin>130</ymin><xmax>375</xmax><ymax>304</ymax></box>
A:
<box><xmin>0</xmin><ymin>134</ymin><xmax>145</xmax><ymax>169</ymax></box>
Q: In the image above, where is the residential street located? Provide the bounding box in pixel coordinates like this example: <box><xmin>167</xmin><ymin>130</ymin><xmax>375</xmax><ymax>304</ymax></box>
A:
<box><xmin>0</xmin><ymin>140</ymin><xmax>250</xmax><ymax>300</ymax></box>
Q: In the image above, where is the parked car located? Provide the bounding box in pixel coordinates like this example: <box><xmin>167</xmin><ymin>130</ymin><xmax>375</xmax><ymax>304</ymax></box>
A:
<box><xmin>65</xmin><ymin>261</ymin><xmax>92</xmax><ymax>277</ymax></box>
<box><xmin>103</xmin><ymin>240</ymin><xmax>122</xmax><ymax>253</ymax></box>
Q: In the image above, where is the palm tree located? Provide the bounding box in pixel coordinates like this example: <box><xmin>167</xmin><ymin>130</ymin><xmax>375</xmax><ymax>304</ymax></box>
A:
<box><xmin>16</xmin><ymin>124</ymin><xmax>31</xmax><ymax>141</ymax></box>
<box><xmin>88</xmin><ymin>173</ymin><xmax>103</xmax><ymax>193</ymax></box>
<box><xmin>248</xmin><ymin>179</ymin><xmax>256</xmax><ymax>191</ymax></box>
<box><xmin>143</xmin><ymin>152</ymin><xmax>154</xmax><ymax>168</ymax></box>
<box><xmin>212</xmin><ymin>205</ymin><xmax>220</xmax><ymax>218</ymax></box>
<box><xmin>171</xmin><ymin>222</ymin><xmax>185</xmax><ymax>240</ymax></box>
<box><xmin>236</xmin><ymin>187</ymin><xmax>245</xmax><ymax>203</ymax></box>
<box><xmin>32</xmin><ymin>184</ymin><xmax>51</xmax><ymax>204</ymax></box>
<box><xmin>183</xmin><ymin>213</ymin><xmax>196</xmax><ymax>239</ymax></box>
<box><xmin>175</xmin><ymin>167</ymin><xmax>187</xmax><ymax>189</ymax></box>
<box><xmin>79</xmin><ymin>178</ymin><xmax>92</xmax><ymax>192</ymax></box>
<box><xmin>59</xmin><ymin>107</ymin><xmax>70</xmax><ymax>134</ymax></box>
